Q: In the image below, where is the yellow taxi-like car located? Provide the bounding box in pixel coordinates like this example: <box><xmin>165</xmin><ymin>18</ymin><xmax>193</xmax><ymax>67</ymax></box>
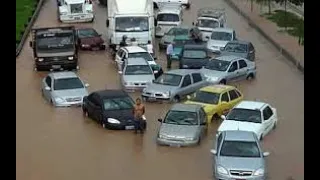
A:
<box><xmin>184</xmin><ymin>85</ymin><xmax>243</xmax><ymax>124</ymax></box>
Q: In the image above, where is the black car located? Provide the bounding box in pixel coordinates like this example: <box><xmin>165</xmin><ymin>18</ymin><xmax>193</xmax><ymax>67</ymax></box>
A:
<box><xmin>82</xmin><ymin>90</ymin><xmax>146</xmax><ymax>130</ymax></box>
<box><xmin>179</xmin><ymin>44</ymin><xmax>210</xmax><ymax>69</ymax></box>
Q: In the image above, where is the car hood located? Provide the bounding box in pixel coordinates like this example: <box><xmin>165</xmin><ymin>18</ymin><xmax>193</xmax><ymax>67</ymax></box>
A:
<box><xmin>217</xmin><ymin>156</ymin><xmax>264</xmax><ymax>171</ymax></box>
<box><xmin>220</xmin><ymin>51</ymin><xmax>248</xmax><ymax>58</ymax></box>
<box><xmin>161</xmin><ymin>35</ymin><xmax>175</xmax><ymax>43</ymax></box>
<box><xmin>207</xmin><ymin>40</ymin><xmax>229</xmax><ymax>48</ymax></box>
<box><xmin>80</xmin><ymin>37</ymin><xmax>104</xmax><ymax>45</ymax></box>
<box><xmin>200</xmin><ymin>68</ymin><xmax>227</xmax><ymax>78</ymax></box>
<box><xmin>53</xmin><ymin>88</ymin><xmax>88</xmax><ymax>99</ymax></box>
<box><xmin>123</xmin><ymin>74</ymin><xmax>155</xmax><ymax>83</ymax></box>
<box><xmin>103</xmin><ymin>109</ymin><xmax>134</xmax><ymax>122</ymax></box>
<box><xmin>181</xmin><ymin>57</ymin><xmax>210</xmax><ymax>68</ymax></box>
<box><xmin>218</xmin><ymin>120</ymin><xmax>261</xmax><ymax>134</ymax></box>
<box><xmin>159</xmin><ymin>123</ymin><xmax>199</xmax><ymax>138</ymax></box>
<box><xmin>144</xmin><ymin>83</ymin><xmax>178</xmax><ymax>93</ymax></box>
<box><xmin>173</xmin><ymin>47</ymin><xmax>183</xmax><ymax>55</ymax></box>
<box><xmin>184</xmin><ymin>101</ymin><xmax>217</xmax><ymax>112</ymax></box>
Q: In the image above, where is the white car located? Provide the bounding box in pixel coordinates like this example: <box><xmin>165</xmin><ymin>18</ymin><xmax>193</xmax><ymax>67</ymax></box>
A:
<box><xmin>57</xmin><ymin>0</ymin><xmax>94</xmax><ymax>23</ymax></box>
<box><xmin>217</xmin><ymin>101</ymin><xmax>278</xmax><ymax>140</ymax></box>
<box><xmin>153</xmin><ymin>0</ymin><xmax>190</xmax><ymax>9</ymax></box>
<box><xmin>206</xmin><ymin>28</ymin><xmax>236</xmax><ymax>53</ymax></box>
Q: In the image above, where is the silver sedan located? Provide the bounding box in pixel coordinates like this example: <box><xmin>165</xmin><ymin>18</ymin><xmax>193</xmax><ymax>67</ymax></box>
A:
<box><xmin>41</xmin><ymin>71</ymin><xmax>89</xmax><ymax>107</ymax></box>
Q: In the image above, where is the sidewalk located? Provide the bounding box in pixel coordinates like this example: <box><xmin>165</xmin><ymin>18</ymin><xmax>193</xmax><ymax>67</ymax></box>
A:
<box><xmin>226</xmin><ymin>0</ymin><xmax>304</xmax><ymax>71</ymax></box>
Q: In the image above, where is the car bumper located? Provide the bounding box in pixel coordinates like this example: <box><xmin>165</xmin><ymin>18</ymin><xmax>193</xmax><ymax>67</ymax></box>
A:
<box><xmin>215</xmin><ymin>173</ymin><xmax>266</xmax><ymax>180</ymax></box>
<box><xmin>103</xmin><ymin>120</ymin><xmax>146</xmax><ymax>130</ymax></box>
<box><xmin>55</xmin><ymin>100</ymin><xmax>83</xmax><ymax>107</ymax></box>
<box><xmin>35</xmin><ymin>61</ymin><xmax>78</xmax><ymax>71</ymax></box>
<box><xmin>156</xmin><ymin>137</ymin><xmax>198</xmax><ymax>147</ymax></box>
<box><xmin>59</xmin><ymin>14</ymin><xmax>94</xmax><ymax>23</ymax></box>
<box><xmin>123</xmin><ymin>85</ymin><xmax>149</xmax><ymax>92</ymax></box>
<box><xmin>141</xmin><ymin>94</ymin><xmax>170</xmax><ymax>102</ymax></box>
<box><xmin>80</xmin><ymin>43</ymin><xmax>105</xmax><ymax>50</ymax></box>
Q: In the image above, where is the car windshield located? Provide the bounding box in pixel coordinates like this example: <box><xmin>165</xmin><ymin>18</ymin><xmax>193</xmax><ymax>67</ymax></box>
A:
<box><xmin>70</xmin><ymin>3</ymin><xmax>83</xmax><ymax>13</ymax></box>
<box><xmin>227</xmin><ymin>108</ymin><xmax>262</xmax><ymax>123</ymax></box>
<box><xmin>128</xmin><ymin>52</ymin><xmax>154</xmax><ymax>62</ymax></box>
<box><xmin>211</xmin><ymin>31</ymin><xmax>232</xmax><ymax>41</ymax></box>
<box><xmin>190</xmin><ymin>90</ymin><xmax>220</xmax><ymax>104</ymax></box>
<box><xmin>167</xmin><ymin>28</ymin><xmax>189</xmax><ymax>36</ymax></box>
<box><xmin>103</xmin><ymin>97</ymin><xmax>134</xmax><ymax>110</ymax></box>
<box><xmin>225</xmin><ymin>43</ymin><xmax>248</xmax><ymax>53</ymax></box>
<box><xmin>78</xmin><ymin>29</ymin><xmax>98</xmax><ymax>38</ymax></box>
<box><xmin>53</xmin><ymin>77</ymin><xmax>84</xmax><ymax>90</ymax></box>
<box><xmin>220</xmin><ymin>141</ymin><xmax>261</xmax><ymax>158</ymax></box>
<box><xmin>36</xmin><ymin>32</ymin><xmax>74</xmax><ymax>51</ymax></box>
<box><xmin>124</xmin><ymin>65</ymin><xmax>153</xmax><ymax>75</ymax></box>
<box><xmin>197</xmin><ymin>19</ymin><xmax>219</xmax><ymax>28</ymax></box>
<box><xmin>204</xmin><ymin>59</ymin><xmax>230</xmax><ymax>71</ymax></box>
<box><xmin>174</xmin><ymin>40</ymin><xmax>193</xmax><ymax>48</ymax></box>
<box><xmin>183</xmin><ymin>49</ymin><xmax>207</xmax><ymax>59</ymax></box>
<box><xmin>115</xmin><ymin>16</ymin><xmax>149</xmax><ymax>32</ymax></box>
<box><xmin>157</xmin><ymin>13</ymin><xmax>180</xmax><ymax>22</ymax></box>
<box><xmin>154</xmin><ymin>73</ymin><xmax>182</xmax><ymax>86</ymax></box>
<box><xmin>164</xmin><ymin>110</ymin><xmax>198</xmax><ymax>125</ymax></box>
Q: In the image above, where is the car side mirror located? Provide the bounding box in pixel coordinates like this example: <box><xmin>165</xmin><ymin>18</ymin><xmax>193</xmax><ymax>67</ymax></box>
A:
<box><xmin>263</xmin><ymin>152</ymin><xmax>270</xmax><ymax>157</ymax></box>
<box><xmin>158</xmin><ymin>118</ymin><xmax>162</xmax><ymax>122</ymax></box>
<box><xmin>45</xmin><ymin>86</ymin><xmax>51</xmax><ymax>91</ymax></box>
<box><xmin>220</xmin><ymin>47</ymin><xmax>225</xmax><ymax>51</ymax></box>
<box><xmin>210</xmin><ymin>149</ymin><xmax>217</xmax><ymax>155</ymax></box>
<box><xmin>221</xmin><ymin>115</ymin><xmax>226</xmax><ymax>120</ymax></box>
<box><xmin>106</xmin><ymin>20</ymin><xmax>109</xmax><ymax>27</ymax></box>
<box><xmin>118</xmin><ymin>71</ymin><xmax>123</xmax><ymax>74</ymax></box>
<box><xmin>84</xmin><ymin>83</ymin><xmax>90</xmax><ymax>87</ymax></box>
<box><xmin>29</xmin><ymin>41</ymin><xmax>33</xmax><ymax>47</ymax></box>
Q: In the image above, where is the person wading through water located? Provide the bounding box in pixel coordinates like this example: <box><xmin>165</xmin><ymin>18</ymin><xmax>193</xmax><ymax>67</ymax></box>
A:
<box><xmin>133</xmin><ymin>98</ymin><xmax>146</xmax><ymax>134</ymax></box>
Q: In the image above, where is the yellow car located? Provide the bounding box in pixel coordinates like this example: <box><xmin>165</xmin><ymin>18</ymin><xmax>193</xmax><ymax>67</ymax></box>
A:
<box><xmin>184</xmin><ymin>85</ymin><xmax>243</xmax><ymax>124</ymax></box>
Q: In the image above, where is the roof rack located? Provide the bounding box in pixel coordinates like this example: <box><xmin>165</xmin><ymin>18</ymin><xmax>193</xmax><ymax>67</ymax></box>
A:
<box><xmin>197</xmin><ymin>8</ymin><xmax>225</xmax><ymax>18</ymax></box>
<box><xmin>158</xmin><ymin>2</ymin><xmax>182</xmax><ymax>11</ymax></box>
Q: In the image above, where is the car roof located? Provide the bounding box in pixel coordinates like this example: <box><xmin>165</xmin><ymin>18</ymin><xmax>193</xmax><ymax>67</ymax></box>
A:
<box><xmin>166</xmin><ymin>69</ymin><xmax>198</xmax><ymax>76</ymax></box>
<box><xmin>127</xmin><ymin>57</ymin><xmax>148</xmax><ymax>65</ymax></box>
<box><xmin>223</xmin><ymin>130</ymin><xmax>256</xmax><ymax>142</ymax></box>
<box><xmin>94</xmin><ymin>89</ymin><xmax>129</xmax><ymax>99</ymax></box>
<box><xmin>227</xmin><ymin>40</ymin><xmax>250</xmax><ymax>45</ymax></box>
<box><xmin>214</xmin><ymin>55</ymin><xmax>242</xmax><ymax>62</ymax></box>
<box><xmin>234</xmin><ymin>101</ymin><xmax>267</xmax><ymax>111</ymax></box>
<box><xmin>158</xmin><ymin>8</ymin><xmax>181</xmax><ymax>14</ymax></box>
<box><xmin>212</xmin><ymin>28</ymin><xmax>234</xmax><ymax>33</ymax></box>
<box><xmin>200</xmin><ymin>85</ymin><xmax>235</xmax><ymax>93</ymax></box>
<box><xmin>124</xmin><ymin>46</ymin><xmax>147</xmax><ymax>53</ymax></box>
<box><xmin>171</xmin><ymin>103</ymin><xmax>201</xmax><ymax>112</ymax></box>
<box><xmin>49</xmin><ymin>72</ymin><xmax>78</xmax><ymax>79</ymax></box>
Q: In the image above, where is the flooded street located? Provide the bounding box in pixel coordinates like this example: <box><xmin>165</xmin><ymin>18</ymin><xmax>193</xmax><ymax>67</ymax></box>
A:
<box><xmin>16</xmin><ymin>0</ymin><xmax>304</xmax><ymax>179</ymax></box>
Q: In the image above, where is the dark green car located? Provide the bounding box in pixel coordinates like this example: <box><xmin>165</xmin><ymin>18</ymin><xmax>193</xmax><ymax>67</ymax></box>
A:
<box><xmin>170</xmin><ymin>36</ymin><xmax>194</xmax><ymax>61</ymax></box>
<box><xmin>159</xmin><ymin>26</ymin><xmax>190</xmax><ymax>49</ymax></box>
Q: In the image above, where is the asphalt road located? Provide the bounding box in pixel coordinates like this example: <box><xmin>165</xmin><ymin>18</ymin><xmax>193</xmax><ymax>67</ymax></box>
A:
<box><xmin>16</xmin><ymin>0</ymin><xmax>304</xmax><ymax>179</ymax></box>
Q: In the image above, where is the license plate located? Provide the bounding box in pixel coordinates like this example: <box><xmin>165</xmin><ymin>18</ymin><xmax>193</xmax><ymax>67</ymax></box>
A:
<box><xmin>92</xmin><ymin>47</ymin><xmax>99</xmax><ymax>51</ymax></box>
<box><xmin>148</xmin><ymin>97</ymin><xmax>156</xmax><ymax>101</ymax></box>
<box><xmin>125</xmin><ymin>125</ymin><xmax>135</xmax><ymax>130</ymax></box>
<box><xmin>74</xmin><ymin>17</ymin><xmax>80</xmax><ymax>20</ymax></box>
<box><xmin>52</xmin><ymin>65</ymin><xmax>61</xmax><ymax>69</ymax></box>
<box><xmin>169</xmin><ymin>144</ymin><xmax>181</xmax><ymax>147</ymax></box>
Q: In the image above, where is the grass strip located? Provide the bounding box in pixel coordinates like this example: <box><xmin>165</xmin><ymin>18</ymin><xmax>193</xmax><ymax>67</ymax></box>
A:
<box><xmin>16</xmin><ymin>0</ymin><xmax>37</xmax><ymax>42</ymax></box>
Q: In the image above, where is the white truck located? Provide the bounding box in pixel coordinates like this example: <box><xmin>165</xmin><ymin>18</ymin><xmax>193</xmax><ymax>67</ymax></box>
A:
<box><xmin>57</xmin><ymin>0</ymin><xmax>94</xmax><ymax>23</ymax></box>
<box><xmin>155</xmin><ymin>3</ymin><xmax>183</xmax><ymax>37</ymax></box>
<box><xmin>193</xmin><ymin>8</ymin><xmax>226</xmax><ymax>41</ymax></box>
<box><xmin>153</xmin><ymin>0</ymin><xmax>190</xmax><ymax>9</ymax></box>
<box><xmin>106</xmin><ymin>0</ymin><xmax>155</xmax><ymax>50</ymax></box>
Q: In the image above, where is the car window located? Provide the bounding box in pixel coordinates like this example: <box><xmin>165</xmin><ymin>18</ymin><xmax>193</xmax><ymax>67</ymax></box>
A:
<box><xmin>263</xmin><ymin>106</ymin><xmax>274</xmax><ymax>120</ymax></box>
<box><xmin>191</xmin><ymin>73</ymin><xmax>202</xmax><ymax>83</ymax></box>
<box><xmin>228</xmin><ymin>90</ymin><xmax>239</xmax><ymax>101</ymax></box>
<box><xmin>234</xmin><ymin>89</ymin><xmax>242</xmax><ymax>97</ymax></box>
<box><xmin>221</xmin><ymin>92</ymin><xmax>229</xmax><ymax>102</ymax></box>
<box><xmin>217</xmin><ymin>133</ymin><xmax>223</xmax><ymax>151</ymax></box>
<box><xmin>181</xmin><ymin>75</ymin><xmax>192</xmax><ymax>87</ymax></box>
<box><xmin>228</xmin><ymin>61</ymin><xmax>238</xmax><ymax>72</ymax></box>
<box><xmin>239</xmin><ymin>60</ymin><xmax>247</xmax><ymax>69</ymax></box>
<box><xmin>87</xmin><ymin>93</ymin><xmax>99</xmax><ymax>106</ymax></box>
<box><xmin>199</xmin><ymin>108</ymin><xmax>206</xmax><ymax>123</ymax></box>
<box><xmin>45</xmin><ymin>76</ymin><xmax>52</xmax><ymax>87</ymax></box>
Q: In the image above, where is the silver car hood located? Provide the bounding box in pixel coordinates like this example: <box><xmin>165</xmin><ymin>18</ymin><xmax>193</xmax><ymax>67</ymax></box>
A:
<box><xmin>144</xmin><ymin>83</ymin><xmax>179</xmax><ymax>93</ymax></box>
<box><xmin>220</xmin><ymin>51</ymin><xmax>248</xmax><ymax>58</ymax></box>
<box><xmin>122</xmin><ymin>74</ymin><xmax>155</xmax><ymax>83</ymax></box>
<box><xmin>207</xmin><ymin>40</ymin><xmax>229</xmax><ymax>48</ymax></box>
<box><xmin>200</xmin><ymin>68</ymin><xmax>227</xmax><ymax>78</ymax></box>
<box><xmin>159</xmin><ymin>123</ymin><xmax>199</xmax><ymax>138</ymax></box>
<box><xmin>53</xmin><ymin>88</ymin><xmax>88</xmax><ymax>98</ymax></box>
<box><xmin>217</xmin><ymin>156</ymin><xmax>264</xmax><ymax>171</ymax></box>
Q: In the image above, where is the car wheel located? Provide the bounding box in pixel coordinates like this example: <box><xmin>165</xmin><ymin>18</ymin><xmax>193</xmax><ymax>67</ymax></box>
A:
<box><xmin>246</xmin><ymin>73</ymin><xmax>254</xmax><ymax>80</ymax></box>
<box><xmin>219</xmin><ymin>79</ymin><xmax>226</xmax><ymax>84</ymax></box>
<box><xmin>83</xmin><ymin>109</ymin><xmax>88</xmax><ymax>117</ymax></box>
<box><xmin>173</xmin><ymin>95</ymin><xmax>180</xmax><ymax>103</ymax></box>
<box><xmin>102</xmin><ymin>123</ymin><xmax>106</xmax><ymax>129</ymax></box>
<box><xmin>197</xmin><ymin>137</ymin><xmax>201</xmax><ymax>145</ymax></box>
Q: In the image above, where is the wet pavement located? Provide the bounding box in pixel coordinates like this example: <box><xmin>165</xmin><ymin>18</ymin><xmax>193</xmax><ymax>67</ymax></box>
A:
<box><xmin>16</xmin><ymin>0</ymin><xmax>304</xmax><ymax>179</ymax></box>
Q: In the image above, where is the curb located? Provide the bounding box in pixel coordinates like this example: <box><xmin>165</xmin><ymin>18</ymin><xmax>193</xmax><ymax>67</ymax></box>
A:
<box><xmin>16</xmin><ymin>0</ymin><xmax>45</xmax><ymax>57</ymax></box>
<box><xmin>224</xmin><ymin>0</ymin><xmax>304</xmax><ymax>73</ymax></box>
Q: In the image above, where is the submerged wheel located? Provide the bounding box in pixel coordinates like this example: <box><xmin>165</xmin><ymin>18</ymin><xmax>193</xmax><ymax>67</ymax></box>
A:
<box><xmin>246</xmin><ymin>73</ymin><xmax>254</xmax><ymax>80</ymax></box>
<box><xmin>173</xmin><ymin>95</ymin><xmax>180</xmax><ymax>103</ymax></box>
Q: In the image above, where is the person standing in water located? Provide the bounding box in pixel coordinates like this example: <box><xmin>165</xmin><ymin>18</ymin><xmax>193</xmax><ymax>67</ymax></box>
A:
<box><xmin>133</xmin><ymin>98</ymin><xmax>146</xmax><ymax>134</ymax></box>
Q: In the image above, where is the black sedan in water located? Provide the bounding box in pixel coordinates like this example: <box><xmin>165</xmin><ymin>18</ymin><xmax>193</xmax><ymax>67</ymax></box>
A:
<box><xmin>82</xmin><ymin>90</ymin><xmax>146</xmax><ymax>130</ymax></box>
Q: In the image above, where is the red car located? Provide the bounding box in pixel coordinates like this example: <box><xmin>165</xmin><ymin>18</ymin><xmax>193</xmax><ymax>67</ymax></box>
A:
<box><xmin>76</xmin><ymin>28</ymin><xmax>106</xmax><ymax>50</ymax></box>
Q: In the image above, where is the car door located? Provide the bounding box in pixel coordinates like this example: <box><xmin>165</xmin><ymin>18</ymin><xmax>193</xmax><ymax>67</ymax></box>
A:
<box><xmin>199</xmin><ymin>108</ymin><xmax>208</xmax><ymax>136</ymax></box>
<box><xmin>191</xmin><ymin>73</ymin><xmax>205</xmax><ymax>91</ymax></box>
<box><xmin>42</xmin><ymin>76</ymin><xmax>53</xmax><ymax>101</ymax></box>
<box><xmin>225</xmin><ymin>61</ymin><xmax>239</xmax><ymax>82</ymax></box>
<box><xmin>262</xmin><ymin>105</ymin><xmax>275</xmax><ymax>136</ymax></box>
<box><xmin>179</xmin><ymin>74</ymin><xmax>193</xmax><ymax>97</ymax></box>
<box><xmin>237</xmin><ymin>59</ymin><xmax>249</xmax><ymax>80</ymax></box>
<box><xmin>86</xmin><ymin>93</ymin><xmax>96</xmax><ymax>119</ymax></box>
<box><xmin>219</xmin><ymin>91</ymin><xmax>230</xmax><ymax>115</ymax></box>
<box><xmin>227</xmin><ymin>89</ymin><xmax>241</xmax><ymax>109</ymax></box>
<box><xmin>248</xmin><ymin>42</ymin><xmax>255</xmax><ymax>61</ymax></box>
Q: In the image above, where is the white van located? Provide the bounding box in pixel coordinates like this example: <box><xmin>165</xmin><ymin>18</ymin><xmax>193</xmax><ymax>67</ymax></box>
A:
<box><xmin>155</xmin><ymin>3</ymin><xmax>183</xmax><ymax>37</ymax></box>
<box><xmin>57</xmin><ymin>0</ymin><xmax>94</xmax><ymax>23</ymax></box>
<box><xmin>107</xmin><ymin>0</ymin><xmax>155</xmax><ymax>50</ymax></box>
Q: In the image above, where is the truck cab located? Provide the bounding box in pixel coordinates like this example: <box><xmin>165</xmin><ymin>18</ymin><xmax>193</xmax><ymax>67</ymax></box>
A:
<box><xmin>106</xmin><ymin>0</ymin><xmax>155</xmax><ymax>51</ymax></box>
<box><xmin>155</xmin><ymin>3</ymin><xmax>183</xmax><ymax>37</ymax></box>
<box><xmin>29</xmin><ymin>26</ymin><xmax>79</xmax><ymax>71</ymax></box>
<box><xmin>194</xmin><ymin>8</ymin><xmax>226</xmax><ymax>41</ymax></box>
<box><xmin>57</xmin><ymin>0</ymin><xmax>94</xmax><ymax>23</ymax></box>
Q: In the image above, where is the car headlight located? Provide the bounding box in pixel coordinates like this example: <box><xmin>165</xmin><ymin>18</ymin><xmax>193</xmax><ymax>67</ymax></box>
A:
<box><xmin>124</xmin><ymin>82</ymin><xmax>133</xmax><ymax>86</ymax></box>
<box><xmin>55</xmin><ymin>97</ymin><xmax>65</xmax><ymax>103</ymax></box>
<box><xmin>82</xmin><ymin>44</ymin><xmax>90</xmax><ymax>47</ymax></box>
<box><xmin>253</xmin><ymin>168</ymin><xmax>264</xmax><ymax>176</ymax></box>
<box><xmin>184</xmin><ymin>137</ymin><xmax>196</xmax><ymax>141</ymax></box>
<box><xmin>38</xmin><ymin>58</ymin><xmax>44</xmax><ymax>62</ymax></box>
<box><xmin>162</xmin><ymin>91</ymin><xmax>170</xmax><ymax>97</ymax></box>
<box><xmin>182</xmin><ymin>65</ymin><xmax>188</xmax><ymax>68</ymax></box>
<box><xmin>158</xmin><ymin>134</ymin><xmax>167</xmax><ymax>139</ymax></box>
<box><xmin>107</xmin><ymin>118</ymin><xmax>120</xmax><ymax>124</ymax></box>
<box><xmin>68</xmin><ymin>56</ymin><xmax>74</xmax><ymax>60</ymax></box>
<box><xmin>217</xmin><ymin>166</ymin><xmax>228</xmax><ymax>175</ymax></box>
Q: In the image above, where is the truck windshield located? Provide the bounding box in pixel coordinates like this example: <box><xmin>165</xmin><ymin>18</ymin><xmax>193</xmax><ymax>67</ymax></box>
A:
<box><xmin>157</xmin><ymin>13</ymin><xmax>179</xmax><ymax>22</ymax></box>
<box><xmin>115</xmin><ymin>16</ymin><xmax>149</xmax><ymax>32</ymax></box>
<box><xmin>36</xmin><ymin>32</ymin><xmax>74</xmax><ymax>51</ymax></box>
<box><xmin>197</xmin><ymin>19</ymin><xmax>219</xmax><ymax>28</ymax></box>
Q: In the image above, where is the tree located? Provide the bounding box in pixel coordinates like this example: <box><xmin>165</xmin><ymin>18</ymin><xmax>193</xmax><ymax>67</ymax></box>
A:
<box><xmin>288</xmin><ymin>0</ymin><xmax>303</xmax><ymax>6</ymax></box>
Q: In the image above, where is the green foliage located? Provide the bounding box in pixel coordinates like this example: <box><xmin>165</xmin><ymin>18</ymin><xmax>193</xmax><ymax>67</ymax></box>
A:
<box><xmin>16</xmin><ymin>0</ymin><xmax>37</xmax><ymax>42</ymax></box>
<box><xmin>288</xmin><ymin>0</ymin><xmax>303</xmax><ymax>6</ymax></box>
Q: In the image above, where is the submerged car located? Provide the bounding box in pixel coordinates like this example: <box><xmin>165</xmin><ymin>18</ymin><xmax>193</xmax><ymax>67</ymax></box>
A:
<box><xmin>211</xmin><ymin>130</ymin><xmax>270</xmax><ymax>180</ymax></box>
<box><xmin>57</xmin><ymin>0</ymin><xmax>94</xmax><ymax>23</ymax></box>
<box><xmin>119</xmin><ymin>57</ymin><xmax>155</xmax><ymax>91</ymax></box>
<box><xmin>185</xmin><ymin>85</ymin><xmax>243</xmax><ymax>124</ymax></box>
<box><xmin>200</xmin><ymin>55</ymin><xmax>256</xmax><ymax>84</ymax></box>
<box><xmin>179</xmin><ymin>44</ymin><xmax>210</xmax><ymax>69</ymax></box>
<box><xmin>159</xmin><ymin>26</ymin><xmax>190</xmax><ymax>49</ymax></box>
<box><xmin>157</xmin><ymin>103</ymin><xmax>207</xmax><ymax>147</ymax></box>
<box><xmin>76</xmin><ymin>28</ymin><xmax>105</xmax><ymax>50</ymax></box>
<box><xmin>218</xmin><ymin>101</ymin><xmax>278</xmax><ymax>140</ymax></box>
<box><xmin>82</xmin><ymin>90</ymin><xmax>146</xmax><ymax>130</ymax></box>
<box><xmin>221</xmin><ymin>40</ymin><xmax>256</xmax><ymax>61</ymax></box>
<box><xmin>206</xmin><ymin>28</ymin><xmax>236</xmax><ymax>53</ymax></box>
<box><xmin>41</xmin><ymin>72</ymin><xmax>89</xmax><ymax>107</ymax></box>
<box><xmin>141</xmin><ymin>69</ymin><xmax>208</xmax><ymax>102</ymax></box>
<box><xmin>170</xmin><ymin>35</ymin><xmax>194</xmax><ymax>61</ymax></box>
